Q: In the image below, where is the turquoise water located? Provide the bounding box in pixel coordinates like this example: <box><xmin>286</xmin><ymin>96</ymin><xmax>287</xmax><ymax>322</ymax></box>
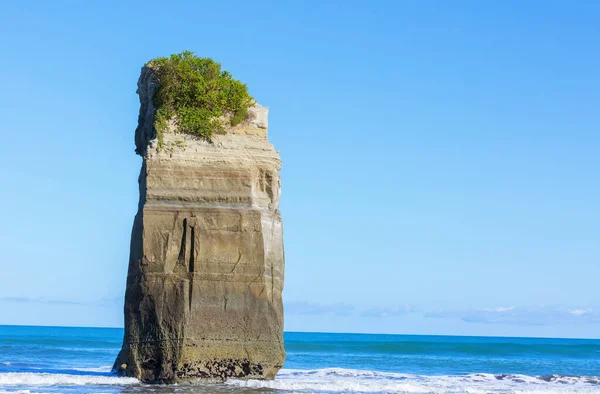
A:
<box><xmin>0</xmin><ymin>325</ymin><xmax>599</xmax><ymax>393</ymax></box>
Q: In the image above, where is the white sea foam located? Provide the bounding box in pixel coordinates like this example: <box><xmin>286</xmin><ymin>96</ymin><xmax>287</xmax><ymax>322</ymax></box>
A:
<box><xmin>0</xmin><ymin>391</ymin><xmax>52</xmax><ymax>394</ymax></box>
<box><xmin>1</xmin><ymin>367</ymin><xmax>599</xmax><ymax>393</ymax></box>
<box><xmin>68</xmin><ymin>366</ymin><xmax>113</xmax><ymax>373</ymax></box>
<box><xmin>0</xmin><ymin>372</ymin><xmax>138</xmax><ymax>386</ymax></box>
<box><xmin>0</xmin><ymin>391</ymin><xmax>41</xmax><ymax>394</ymax></box>
<box><xmin>278</xmin><ymin>367</ymin><xmax>414</xmax><ymax>379</ymax></box>
<box><xmin>225</xmin><ymin>368</ymin><xmax>600</xmax><ymax>394</ymax></box>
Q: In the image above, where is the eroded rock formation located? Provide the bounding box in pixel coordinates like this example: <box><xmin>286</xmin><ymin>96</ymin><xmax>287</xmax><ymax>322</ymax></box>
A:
<box><xmin>114</xmin><ymin>66</ymin><xmax>285</xmax><ymax>383</ymax></box>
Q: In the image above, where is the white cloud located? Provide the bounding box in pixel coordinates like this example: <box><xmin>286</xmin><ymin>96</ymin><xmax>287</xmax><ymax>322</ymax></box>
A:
<box><xmin>568</xmin><ymin>309</ymin><xmax>591</xmax><ymax>316</ymax></box>
<box><xmin>425</xmin><ymin>306</ymin><xmax>600</xmax><ymax>326</ymax></box>
<box><xmin>482</xmin><ymin>306</ymin><xmax>515</xmax><ymax>313</ymax></box>
<box><xmin>361</xmin><ymin>305</ymin><xmax>416</xmax><ymax>318</ymax></box>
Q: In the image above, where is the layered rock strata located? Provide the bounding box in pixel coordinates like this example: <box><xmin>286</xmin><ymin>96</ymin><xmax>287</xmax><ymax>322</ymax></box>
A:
<box><xmin>114</xmin><ymin>67</ymin><xmax>285</xmax><ymax>383</ymax></box>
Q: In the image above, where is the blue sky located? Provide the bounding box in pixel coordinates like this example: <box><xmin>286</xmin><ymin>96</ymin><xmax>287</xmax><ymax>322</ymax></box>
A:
<box><xmin>0</xmin><ymin>1</ymin><xmax>598</xmax><ymax>338</ymax></box>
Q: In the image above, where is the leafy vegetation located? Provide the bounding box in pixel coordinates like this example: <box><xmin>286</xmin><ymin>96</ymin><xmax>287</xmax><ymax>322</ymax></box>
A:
<box><xmin>147</xmin><ymin>51</ymin><xmax>253</xmax><ymax>147</ymax></box>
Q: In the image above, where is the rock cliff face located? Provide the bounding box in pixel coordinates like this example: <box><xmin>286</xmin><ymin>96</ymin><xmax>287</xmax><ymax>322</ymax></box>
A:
<box><xmin>114</xmin><ymin>66</ymin><xmax>285</xmax><ymax>383</ymax></box>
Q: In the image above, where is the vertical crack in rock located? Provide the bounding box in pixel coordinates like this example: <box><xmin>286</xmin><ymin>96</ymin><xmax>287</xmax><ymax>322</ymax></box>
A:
<box><xmin>114</xmin><ymin>65</ymin><xmax>285</xmax><ymax>383</ymax></box>
<box><xmin>189</xmin><ymin>225</ymin><xmax>195</xmax><ymax>272</ymax></box>
<box><xmin>188</xmin><ymin>224</ymin><xmax>195</xmax><ymax>312</ymax></box>
<box><xmin>231</xmin><ymin>251</ymin><xmax>242</xmax><ymax>273</ymax></box>
<box><xmin>265</xmin><ymin>171</ymin><xmax>274</xmax><ymax>205</ymax></box>
<box><xmin>178</xmin><ymin>218</ymin><xmax>188</xmax><ymax>267</ymax></box>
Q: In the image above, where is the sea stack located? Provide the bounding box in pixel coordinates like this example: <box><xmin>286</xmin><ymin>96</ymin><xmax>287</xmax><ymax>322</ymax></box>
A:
<box><xmin>114</xmin><ymin>58</ymin><xmax>285</xmax><ymax>382</ymax></box>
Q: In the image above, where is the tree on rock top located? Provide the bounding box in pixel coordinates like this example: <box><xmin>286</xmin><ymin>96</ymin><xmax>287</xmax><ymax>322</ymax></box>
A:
<box><xmin>148</xmin><ymin>51</ymin><xmax>254</xmax><ymax>147</ymax></box>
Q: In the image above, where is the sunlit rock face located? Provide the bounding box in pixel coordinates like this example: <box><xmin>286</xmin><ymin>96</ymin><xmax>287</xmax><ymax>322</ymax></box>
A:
<box><xmin>114</xmin><ymin>66</ymin><xmax>285</xmax><ymax>383</ymax></box>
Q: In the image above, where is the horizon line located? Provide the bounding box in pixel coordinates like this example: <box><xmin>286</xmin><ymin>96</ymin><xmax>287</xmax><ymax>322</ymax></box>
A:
<box><xmin>1</xmin><ymin>324</ymin><xmax>597</xmax><ymax>341</ymax></box>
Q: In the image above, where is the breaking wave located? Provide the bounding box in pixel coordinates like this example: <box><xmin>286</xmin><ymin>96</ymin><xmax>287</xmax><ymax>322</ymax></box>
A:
<box><xmin>0</xmin><ymin>372</ymin><xmax>138</xmax><ymax>386</ymax></box>
<box><xmin>0</xmin><ymin>367</ymin><xmax>598</xmax><ymax>393</ymax></box>
<box><xmin>67</xmin><ymin>366</ymin><xmax>112</xmax><ymax>373</ymax></box>
<box><xmin>225</xmin><ymin>367</ymin><xmax>600</xmax><ymax>393</ymax></box>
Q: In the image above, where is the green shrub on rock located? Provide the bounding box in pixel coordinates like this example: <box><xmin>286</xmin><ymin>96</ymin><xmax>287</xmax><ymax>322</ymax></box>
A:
<box><xmin>147</xmin><ymin>51</ymin><xmax>253</xmax><ymax>146</ymax></box>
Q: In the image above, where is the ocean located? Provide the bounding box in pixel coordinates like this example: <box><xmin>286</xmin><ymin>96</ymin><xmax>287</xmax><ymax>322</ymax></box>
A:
<box><xmin>0</xmin><ymin>325</ymin><xmax>598</xmax><ymax>393</ymax></box>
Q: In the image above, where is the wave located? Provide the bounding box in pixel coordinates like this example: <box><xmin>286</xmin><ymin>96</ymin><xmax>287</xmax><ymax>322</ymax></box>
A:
<box><xmin>285</xmin><ymin>341</ymin><xmax>600</xmax><ymax>358</ymax></box>
<box><xmin>0</xmin><ymin>372</ymin><xmax>138</xmax><ymax>386</ymax></box>
<box><xmin>226</xmin><ymin>368</ymin><xmax>600</xmax><ymax>393</ymax></box>
<box><xmin>0</xmin><ymin>391</ymin><xmax>39</xmax><ymax>394</ymax></box>
<box><xmin>0</xmin><ymin>363</ymin><xmax>114</xmax><ymax>375</ymax></box>
<box><xmin>1</xmin><ymin>367</ymin><xmax>598</xmax><ymax>393</ymax></box>
<box><xmin>67</xmin><ymin>366</ymin><xmax>112</xmax><ymax>373</ymax></box>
